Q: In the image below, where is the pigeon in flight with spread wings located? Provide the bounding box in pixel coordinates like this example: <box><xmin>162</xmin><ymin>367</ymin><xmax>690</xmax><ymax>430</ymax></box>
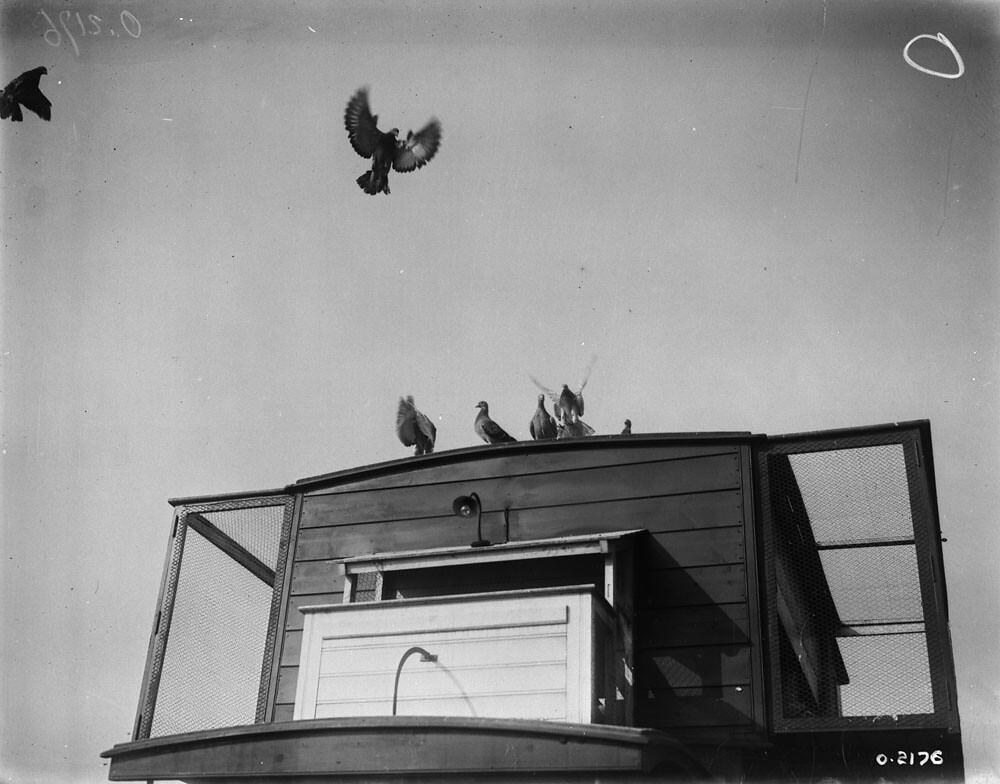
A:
<box><xmin>529</xmin><ymin>395</ymin><xmax>558</xmax><ymax>440</ymax></box>
<box><xmin>396</xmin><ymin>396</ymin><xmax>437</xmax><ymax>456</ymax></box>
<box><xmin>344</xmin><ymin>87</ymin><xmax>441</xmax><ymax>195</ymax></box>
<box><xmin>474</xmin><ymin>401</ymin><xmax>517</xmax><ymax>444</ymax></box>
<box><xmin>1</xmin><ymin>67</ymin><xmax>51</xmax><ymax>122</ymax></box>
<box><xmin>530</xmin><ymin>356</ymin><xmax>596</xmax><ymax>425</ymax></box>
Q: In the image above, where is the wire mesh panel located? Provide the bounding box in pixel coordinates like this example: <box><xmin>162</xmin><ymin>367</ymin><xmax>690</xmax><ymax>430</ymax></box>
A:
<box><xmin>756</xmin><ymin>426</ymin><xmax>958</xmax><ymax>732</ymax></box>
<box><xmin>351</xmin><ymin>570</ymin><xmax>381</xmax><ymax>602</ymax></box>
<box><xmin>198</xmin><ymin>505</ymin><xmax>285</xmax><ymax>568</ymax></box>
<box><xmin>136</xmin><ymin>496</ymin><xmax>294</xmax><ymax>739</ymax></box>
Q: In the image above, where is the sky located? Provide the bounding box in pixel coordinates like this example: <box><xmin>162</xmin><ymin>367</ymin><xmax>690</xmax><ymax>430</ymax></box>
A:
<box><xmin>1</xmin><ymin>0</ymin><xmax>998</xmax><ymax>781</ymax></box>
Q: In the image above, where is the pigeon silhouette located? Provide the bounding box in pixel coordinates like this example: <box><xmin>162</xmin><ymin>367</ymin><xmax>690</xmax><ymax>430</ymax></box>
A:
<box><xmin>1</xmin><ymin>67</ymin><xmax>51</xmax><ymax>122</ymax></box>
<box><xmin>474</xmin><ymin>401</ymin><xmax>516</xmax><ymax>444</ymax></box>
<box><xmin>396</xmin><ymin>396</ymin><xmax>436</xmax><ymax>456</ymax></box>
<box><xmin>345</xmin><ymin>87</ymin><xmax>441</xmax><ymax>195</ymax></box>
<box><xmin>621</xmin><ymin>419</ymin><xmax>632</xmax><ymax>435</ymax></box>
<box><xmin>557</xmin><ymin>418</ymin><xmax>596</xmax><ymax>439</ymax></box>
<box><xmin>529</xmin><ymin>394</ymin><xmax>558</xmax><ymax>440</ymax></box>
<box><xmin>530</xmin><ymin>356</ymin><xmax>596</xmax><ymax>425</ymax></box>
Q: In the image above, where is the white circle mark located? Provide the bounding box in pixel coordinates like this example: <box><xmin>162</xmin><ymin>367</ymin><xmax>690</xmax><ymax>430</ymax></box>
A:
<box><xmin>903</xmin><ymin>32</ymin><xmax>964</xmax><ymax>79</ymax></box>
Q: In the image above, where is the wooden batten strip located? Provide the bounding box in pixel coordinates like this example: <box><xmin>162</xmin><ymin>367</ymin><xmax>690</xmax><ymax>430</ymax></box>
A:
<box><xmin>187</xmin><ymin>512</ymin><xmax>276</xmax><ymax>588</ymax></box>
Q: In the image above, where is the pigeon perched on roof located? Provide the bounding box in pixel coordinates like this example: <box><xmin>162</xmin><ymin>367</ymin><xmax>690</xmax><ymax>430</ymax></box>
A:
<box><xmin>529</xmin><ymin>395</ymin><xmax>558</xmax><ymax>440</ymax></box>
<box><xmin>621</xmin><ymin>419</ymin><xmax>632</xmax><ymax>435</ymax></box>
<box><xmin>530</xmin><ymin>356</ymin><xmax>596</xmax><ymax>425</ymax></box>
<box><xmin>1</xmin><ymin>67</ymin><xmax>51</xmax><ymax>122</ymax></box>
<box><xmin>557</xmin><ymin>418</ymin><xmax>596</xmax><ymax>439</ymax></box>
<box><xmin>344</xmin><ymin>87</ymin><xmax>441</xmax><ymax>195</ymax></box>
<box><xmin>396</xmin><ymin>396</ymin><xmax>436</xmax><ymax>456</ymax></box>
<box><xmin>474</xmin><ymin>401</ymin><xmax>516</xmax><ymax>444</ymax></box>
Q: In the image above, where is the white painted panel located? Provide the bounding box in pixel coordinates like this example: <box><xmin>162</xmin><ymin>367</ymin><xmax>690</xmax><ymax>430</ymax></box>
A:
<box><xmin>319</xmin><ymin>627</ymin><xmax>568</xmax><ymax>670</ymax></box>
<box><xmin>295</xmin><ymin>587</ymin><xmax>611</xmax><ymax>723</ymax></box>
<box><xmin>316</xmin><ymin>661</ymin><xmax>569</xmax><ymax>703</ymax></box>
<box><xmin>317</xmin><ymin>622</ymin><xmax>569</xmax><ymax>719</ymax></box>
<box><xmin>316</xmin><ymin>690</ymin><xmax>569</xmax><ymax>720</ymax></box>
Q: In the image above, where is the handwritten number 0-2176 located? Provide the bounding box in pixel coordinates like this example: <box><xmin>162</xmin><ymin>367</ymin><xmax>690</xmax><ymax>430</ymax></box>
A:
<box><xmin>875</xmin><ymin>750</ymin><xmax>945</xmax><ymax>766</ymax></box>
<box><xmin>39</xmin><ymin>9</ymin><xmax>141</xmax><ymax>56</ymax></box>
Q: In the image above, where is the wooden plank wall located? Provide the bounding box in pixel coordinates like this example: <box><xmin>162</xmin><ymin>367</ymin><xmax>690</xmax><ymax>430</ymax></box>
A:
<box><xmin>271</xmin><ymin>440</ymin><xmax>760</xmax><ymax>737</ymax></box>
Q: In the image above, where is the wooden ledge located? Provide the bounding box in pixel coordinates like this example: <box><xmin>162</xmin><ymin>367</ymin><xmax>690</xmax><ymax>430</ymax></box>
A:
<box><xmin>102</xmin><ymin>716</ymin><xmax>706</xmax><ymax>782</ymax></box>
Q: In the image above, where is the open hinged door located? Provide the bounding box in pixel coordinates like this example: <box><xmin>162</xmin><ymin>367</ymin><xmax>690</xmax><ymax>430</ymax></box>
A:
<box><xmin>132</xmin><ymin>494</ymin><xmax>296</xmax><ymax>740</ymax></box>
<box><xmin>755</xmin><ymin>421</ymin><xmax>960</xmax><ymax>734</ymax></box>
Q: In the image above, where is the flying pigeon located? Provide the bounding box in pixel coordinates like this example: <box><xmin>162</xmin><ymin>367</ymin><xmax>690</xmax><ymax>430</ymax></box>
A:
<box><xmin>344</xmin><ymin>87</ymin><xmax>441</xmax><ymax>195</ymax></box>
<box><xmin>557</xmin><ymin>418</ymin><xmax>596</xmax><ymax>439</ymax></box>
<box><xmin>530</xmin><ymin>356</ymin><xmax>596</xmax><ymax>425</ymax></box>
<box><xmin>529</xmin><ymin>395</ymin><xmax>558</xmax><ymax>440</ymax></box>
<box><xmin>474</xmin><ymin>401</ymin><xmax>516</xmax><ymax>444</ymax></box>
<box><xmin>621</xmin><ymin>419</ymin><xmax>632</xmax><ymax>435</ymax></box>
<box><xmin>396</xmin><ymin>395</ymin><xmax>436</xmax><ymax>456</ymax></box>
<box><xmin>1</xmin><ymin>67</ymin><xmax>51</xmax><ymax>122</ymax></box>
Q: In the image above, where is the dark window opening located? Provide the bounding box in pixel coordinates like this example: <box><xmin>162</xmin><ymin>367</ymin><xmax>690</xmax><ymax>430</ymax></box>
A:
<box><xmin>384</xmin><ymin>554</ymin><xmax>605</xmax><ymax>600</ymax></box>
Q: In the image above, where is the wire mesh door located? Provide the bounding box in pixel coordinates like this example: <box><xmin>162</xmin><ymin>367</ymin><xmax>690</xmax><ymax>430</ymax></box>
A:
<box><xmin>135</xmin><ymin>495</ymin><xmax>294</xmax><ymax>739</ymax></box>
<box><xmin>756</xmin><ymin>424</ymin><xmax>959</xmax><ymax>732</ymax></box>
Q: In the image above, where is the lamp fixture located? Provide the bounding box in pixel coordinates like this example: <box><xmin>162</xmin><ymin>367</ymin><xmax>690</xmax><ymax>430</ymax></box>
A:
<box><xmin>452</xmin><ymin>492</ymin><xmax>490</xmax><ymax>547</ymax></box>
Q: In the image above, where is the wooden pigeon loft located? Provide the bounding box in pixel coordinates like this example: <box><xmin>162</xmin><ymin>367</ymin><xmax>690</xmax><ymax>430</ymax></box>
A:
<box><xmin>101</xmin><ymin>423</ymin><xmax>963</xmax><ymax>783</ymax></box>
